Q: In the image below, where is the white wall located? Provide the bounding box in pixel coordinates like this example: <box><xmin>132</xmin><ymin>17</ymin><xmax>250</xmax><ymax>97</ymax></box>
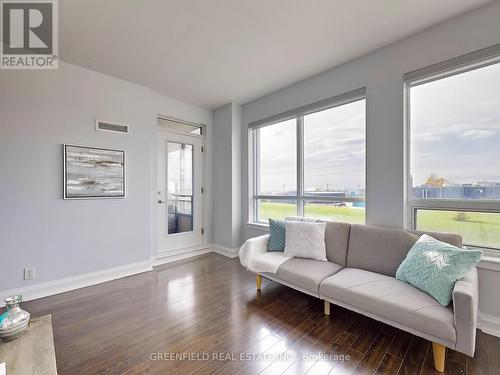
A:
<box><xmin>212</xmin><ymin>103</ymin><xmax>242</xmax><ymax>250</ymax></box>
<box><xmin>231</xmin><ymin>104</ymin><xmax>242</xmax><ymax>247</ymax></box>
<box><xmin>0</xmin><ymin>61</ymin><xmax>212</xmax><ymax>293</ymax></box>
<box><xmin>238</xmin><ymin>2</ymin><xmax>500</xmax><ymax>334</ymax></box>
<box><xmin>213</xmin><ymin>104</ymin><xmax>233</xmax><ymax>247</ymax></box>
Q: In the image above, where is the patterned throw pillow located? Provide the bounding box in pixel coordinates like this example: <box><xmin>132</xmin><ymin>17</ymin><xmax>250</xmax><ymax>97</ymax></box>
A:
<box><xmin>284</xmin><ymin>221</ymin><xmax>327</xmax><ymax>261</ymax></box>
<box><xmin>396</xmin><ymin>234</ymin><xmax>482</xmax><ymax>306</ymax></box>
<box><xmin>267</xmin><ymin>219</ymin><xmax>286</xmax><ymax>252</ymax></box>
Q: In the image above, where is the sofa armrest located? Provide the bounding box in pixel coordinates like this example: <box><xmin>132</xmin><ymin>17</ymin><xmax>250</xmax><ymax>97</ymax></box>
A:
<box><xmin>452</xmin><ymin>267</ymin><xmax>479</xmax><ymax>356</ymax></box>
<box><xmin>239</xmin><ymin>234</ymin><xmax>269</xmax><ymax>269</ymax></box>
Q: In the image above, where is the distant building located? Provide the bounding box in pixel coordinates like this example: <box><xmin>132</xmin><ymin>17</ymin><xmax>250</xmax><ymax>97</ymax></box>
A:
<box><xmin>265</xmin><ymin>189</ymin><xmax>366</xmax><ymax>207</ymax></box>
<box><xmin>413</xmin><ymin>184</ymin><xmax>500</xmax><ymax>199</ymax></box>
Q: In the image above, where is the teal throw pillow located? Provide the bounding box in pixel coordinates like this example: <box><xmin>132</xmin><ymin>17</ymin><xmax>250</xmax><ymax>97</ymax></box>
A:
<box><xmin>396</xmin><ymin>234</ymin><xmax>481</xmax><ymax>306</ymax></box>
<box><xmin>267</xmin><ymin>219</ymin><xmax>286</xmax><ymax>252</ymax></box>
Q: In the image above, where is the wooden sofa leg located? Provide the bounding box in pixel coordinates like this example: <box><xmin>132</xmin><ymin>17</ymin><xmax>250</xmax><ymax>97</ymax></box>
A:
<box><xmin>324</xmin><ymin>300</ymin><xmax>330</xmax><ymax>315</ymax></box>
<box><xmin>432</xmin><ymin>342</ymin><xmax>446</xmax><ymax>372</ymax></box>
<box><xmin>256</xmin><ymin>274</ymin><xmax>262</xmax><ymax>291</ymax></box>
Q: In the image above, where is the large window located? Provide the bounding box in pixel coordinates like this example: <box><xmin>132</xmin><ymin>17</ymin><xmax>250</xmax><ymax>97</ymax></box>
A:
<box><xmin>250</xmin><ymin>93</ymin><xmax>366</xmax><ymax>225</ymax></box>
<box><xmin>407</xmin><ymin>58</ymin><xmax>500</xmax><ymax>249</ymax></box>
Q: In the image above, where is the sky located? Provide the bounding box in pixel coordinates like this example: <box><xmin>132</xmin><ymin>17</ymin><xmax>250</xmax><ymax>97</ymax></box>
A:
<box><xmin>258</xmin><ymin>118</ymin><xmax>296</xmax><ymax>194</ymax></box>
<box><xmin>258</xmin><ymin>100</ymin><xmax>365</xmax><ymax>194</ymax></box>
<box><xmin>411</xmin><ymin>62</ymin><xmax>500</xmax><ymax>186</ymax></box>
<box><xmin>303</xmin><ymin>100</ymin><xmax>365</xmax><ymax>192</ymax></box>
<box><xmin>258</xmin><ymin>61</ymin><xmax>500</xmax><ymax>194</ymax></box>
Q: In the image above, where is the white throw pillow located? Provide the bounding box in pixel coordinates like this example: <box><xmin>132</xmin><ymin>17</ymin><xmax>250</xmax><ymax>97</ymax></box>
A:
<box><xmin>284</xmin><ymin>221</ymin><xmax>327</xmax><ymax>261</ymax></box>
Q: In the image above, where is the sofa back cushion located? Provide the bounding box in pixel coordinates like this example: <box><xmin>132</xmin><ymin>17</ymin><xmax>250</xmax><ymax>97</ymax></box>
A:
<box><xmin>346</xmin><ymin>224</ymin><xmax>463</xmax><ymax>276</ymax></box>
<box><xmin>407</xmin><ymin>229</ymin><xmax>462</xmax><ymax>248</ymax></box>
<box><xmin>325</xmin><ymin>222</ymin><xmax>351</xmax><ymax>266</ymax></box>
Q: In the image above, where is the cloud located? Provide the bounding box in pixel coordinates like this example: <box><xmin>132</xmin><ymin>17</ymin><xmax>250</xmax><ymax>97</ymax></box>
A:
<box><xmin>415</xmin><ymin>122</ymin><xmax>500</xmax><ymax>142</ymax></box>
<box><xmin>275</xmin><ymin>151</ymin><xmax>295</xmax><ymax>160</ymax></box>
<box><xmin>415</xmin><ymin>133</ymin><xmax>442</xmax><ymax>142</ymax></box>
<box><xmin>461</xmin><ymin>129</ymin><xmax>496</xmax><ymax>139</ymax></box>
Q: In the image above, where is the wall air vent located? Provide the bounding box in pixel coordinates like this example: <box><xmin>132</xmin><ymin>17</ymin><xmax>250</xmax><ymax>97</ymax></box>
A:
<box><xmin>95</xmin><ymin>120</ymin><xmax>129</xmax><ymax>134</ymax></box>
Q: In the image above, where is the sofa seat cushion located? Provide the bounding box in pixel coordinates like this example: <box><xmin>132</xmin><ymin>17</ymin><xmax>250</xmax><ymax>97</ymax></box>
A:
<box><xmin>272</xmin><ymin>258</ymin><xmax>343</xmax><ymax>294</ymax></box>
<box><xmin>319</xmin><ymin>268</ymin><xmax>456</xmax><ymax>344</ymax></box>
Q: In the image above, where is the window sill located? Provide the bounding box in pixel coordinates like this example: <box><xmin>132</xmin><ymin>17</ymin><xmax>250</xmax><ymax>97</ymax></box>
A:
<box><xmin>246</xmin><ymin>222</ymin><xmax>269</xmax><ymax>232</ymax></box>
<box><xmin>478</xmin><ymin>249</ymin><xmax>500</xmax><ymax>272</ymax></box>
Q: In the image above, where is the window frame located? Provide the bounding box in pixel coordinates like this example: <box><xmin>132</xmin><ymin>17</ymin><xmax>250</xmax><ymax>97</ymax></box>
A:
<box><xmin>249</xmin><ymin>88</ymin><xmax>367</xmax><ymax>225</ymax></box>
<box><xmin>404</xmin><ymin>49</ymin><xmax>500</xmax><ymax>249</ymax></box>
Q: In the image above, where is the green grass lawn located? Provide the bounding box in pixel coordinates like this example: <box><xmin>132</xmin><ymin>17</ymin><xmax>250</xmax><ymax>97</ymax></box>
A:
<box><xmin>259</xmin><ymin>202</ymin><xmax>365</xmax><ymax>224</ymax></box>
<box><xmin>259</xmin><ymin>202</ymin><xmax>500</xmax><ymax>248</ymax></box>
<box><xmin>416</xmin><ymin>209</ymin><xmax>500</xmax><ymax>249</ymax></box>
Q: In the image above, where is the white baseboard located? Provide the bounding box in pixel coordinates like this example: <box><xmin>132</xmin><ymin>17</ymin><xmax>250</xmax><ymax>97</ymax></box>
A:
<box><xmin>210</xmin><ymin>244</ymin><xmax>239</xmax><ymax>258</ymax></box>
<box><xmin>0</xmin><ymin>260</ymin><xmax>153</xmax><ymax>307</ymax></box>
<box><xmin>0</xmin><ymin>247</ymin><xmax>231</xmax><ymax>306</ymax></box>
<box><xmin>152</xmin><ymin>247</ymin><xmax>212</xmax><ymax>267</ymax></box>
<box><xmin>478</xmin><ymin>311</ymin><xmax>500</xmax><ymax>337</ymax></box>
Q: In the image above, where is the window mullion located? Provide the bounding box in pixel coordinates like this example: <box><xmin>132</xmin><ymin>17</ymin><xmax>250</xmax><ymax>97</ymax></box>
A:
<box><xmin>253</xmin><ymin>129</ymin><xmax>260</xmax><ymax>222</ymax></box>
<box><xmin>297</xmin><ymin>115</ymin><xmax>304</xmax><ymax>216</ymax></box>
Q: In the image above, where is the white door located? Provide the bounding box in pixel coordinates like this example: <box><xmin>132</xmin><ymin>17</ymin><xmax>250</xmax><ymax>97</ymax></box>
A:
<box><xmin>157</xmin><ymin>129</ymin><xmax>204</xmax><ymax>254</ymax></box>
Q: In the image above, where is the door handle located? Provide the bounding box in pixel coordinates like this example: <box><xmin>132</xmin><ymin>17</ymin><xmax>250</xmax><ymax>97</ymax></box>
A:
<box><xmin>158</xmin><ymin>199</ymin><xmax>166</xmax><ymax>204</ymax></box>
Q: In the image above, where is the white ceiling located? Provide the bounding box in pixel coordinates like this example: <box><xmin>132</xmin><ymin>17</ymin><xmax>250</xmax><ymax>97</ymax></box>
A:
<box><xmin>60</xmin><ymin>0</ymin><xmax>492</xmax><ymax>109</ymax></box>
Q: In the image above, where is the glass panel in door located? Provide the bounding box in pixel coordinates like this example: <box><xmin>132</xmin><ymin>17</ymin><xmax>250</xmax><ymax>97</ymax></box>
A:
<box><xmin>167</xmin><ymin>142</ymin><xmax>193</xmax><ymax>234</ymax></box>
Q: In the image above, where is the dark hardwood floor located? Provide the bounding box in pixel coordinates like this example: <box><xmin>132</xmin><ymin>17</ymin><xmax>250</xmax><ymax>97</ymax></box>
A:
<box><xmin>17</xmin><ymin>253</ymin><xmax>500</xmax><ymax>374</ymax></box>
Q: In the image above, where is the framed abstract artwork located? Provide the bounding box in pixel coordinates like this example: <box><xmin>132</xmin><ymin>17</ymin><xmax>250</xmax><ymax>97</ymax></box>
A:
<box><xmin>63</xmin><ymin>144</ymin><xmax>126</xmax><ymax>199</ymax></box>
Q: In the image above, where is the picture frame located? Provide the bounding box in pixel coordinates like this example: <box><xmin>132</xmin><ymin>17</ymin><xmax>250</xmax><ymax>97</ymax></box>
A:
<box><xmin>63</xmin><ymin>144</ymin><xmax>126</xmax><ymax>199</ymax></box>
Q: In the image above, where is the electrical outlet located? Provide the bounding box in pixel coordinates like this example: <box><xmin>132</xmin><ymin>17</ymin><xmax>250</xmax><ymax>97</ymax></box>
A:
<box><xmin>23</xmin><ymin>266</ymin><xmax>36</xmax><ymax>280</ymax></box>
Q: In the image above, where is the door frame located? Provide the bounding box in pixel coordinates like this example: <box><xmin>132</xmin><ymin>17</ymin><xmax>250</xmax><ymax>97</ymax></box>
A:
<box><xmin>155</xmin><ymin>116</ymin><xmax>207</xmax><ymax>259</ymax></box>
